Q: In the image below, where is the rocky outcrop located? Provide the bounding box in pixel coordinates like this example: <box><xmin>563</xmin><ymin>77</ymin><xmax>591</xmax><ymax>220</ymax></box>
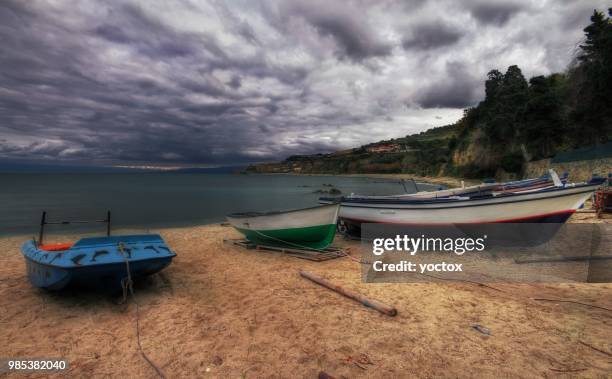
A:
<box><xmin>525</xmin><ymin>157</ymin><xmax>612</xmax><ymax>182</ymax></box>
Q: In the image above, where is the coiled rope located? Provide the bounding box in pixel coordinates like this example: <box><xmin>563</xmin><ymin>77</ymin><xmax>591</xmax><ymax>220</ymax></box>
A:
<box><xmin>118</xmin><ymin>242</ymin><xmax>167</xmax><ymax>379</ymax></box>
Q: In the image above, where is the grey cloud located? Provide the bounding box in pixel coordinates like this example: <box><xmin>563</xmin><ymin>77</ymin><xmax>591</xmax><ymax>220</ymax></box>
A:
<box><xmin>228</xmin><ymin>75</ymin><xmax>242</xmax><ymax>89</ymax></box>
<box><xmin>469</xmin><ymin>1</ymin><xmax>525</xmax><ymax>26</ymax></box>
<box><xmin>213</xmin><ymin>2</ymin><xmax>261</xmax><ymax>45</ymax></box>
<box><xmin>416</xmin><ymin>62</ymin><xmax>482</xmax><ymax>108</ymax></box>
<box><xmin>92</xmin><ymin>4</ymin><xmax>220</xmax><ymax>59</ymax></box>
<box><xmin>282</xmin><ymin>2</ymin><xmax>392</xmax><ymax>61</ymax></box>
<box><xmin>559</xmin><ymin>1</ymin><xmax>607</xmax><ymax>29</ymax></box>
<box><xmin>94</xmin><ymin>25</ymin><xmax>132</xmax><ymax>44</ymax></box>
<box><xmin>402</xmin><ymin>23</ymin><xmax>464</xmax><ymax>50</ymax></box>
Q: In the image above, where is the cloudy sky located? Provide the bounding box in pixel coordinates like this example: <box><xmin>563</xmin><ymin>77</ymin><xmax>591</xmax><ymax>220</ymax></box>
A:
<box><xmin>0</xmin><ymin>0</ymin><xmax>608</xmax><ymax>166</ymax></box>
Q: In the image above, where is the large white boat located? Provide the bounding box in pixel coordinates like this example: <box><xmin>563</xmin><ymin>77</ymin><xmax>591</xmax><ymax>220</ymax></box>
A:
<box><xmin>350</xmin><ymin>170</ymin><xmax>567</xmax><ymax>200</ymax></box>
<box><xmin>352</xmin><ymin>183</ymin><xmax>498</xmax><ymax>200</ymax></box>
<box><xmin>319</xmin><ymin>178</ymin><xmax>603</xmax><ymax>231</ymax></box>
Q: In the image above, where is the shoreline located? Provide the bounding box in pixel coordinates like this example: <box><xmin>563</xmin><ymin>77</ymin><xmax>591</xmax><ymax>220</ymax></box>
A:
<box><xmin>251</xmin><ymin>172</ymin><xmax>479</xmax><ymax>188</ymax></box>
<box><xmin>335</xmin><ymin>173</ymin><xmax>481</xmax><ymax>188</ymax></box>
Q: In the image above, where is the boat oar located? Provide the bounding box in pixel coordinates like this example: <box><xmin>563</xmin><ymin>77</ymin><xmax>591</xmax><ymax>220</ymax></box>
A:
<box><xmin>299</xmin><ymin>270</ymin><xmax>397</xmax><ymax>316</ymax></box>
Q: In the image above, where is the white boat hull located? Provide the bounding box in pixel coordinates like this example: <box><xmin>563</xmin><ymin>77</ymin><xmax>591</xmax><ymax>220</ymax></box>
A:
<box><xmin>322</xmin><ymin>184</ymin><xmax>598</xmax><ymax>225</ymax></box>
<box><xmin>226</xmin><ymin>204</ymin><xmax>341</xmax><ymax>250</ymax></box>
<box><xmin>227</xmin><ymin>203</ymin><xmax>340</xmax><ymax>231</ymax></box>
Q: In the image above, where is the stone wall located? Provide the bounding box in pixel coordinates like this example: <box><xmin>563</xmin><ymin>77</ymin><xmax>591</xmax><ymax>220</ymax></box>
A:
<box><xmin>524</xmin><ymin>157</ymin><xmax>612</xmax><ymax>182</ymax></box>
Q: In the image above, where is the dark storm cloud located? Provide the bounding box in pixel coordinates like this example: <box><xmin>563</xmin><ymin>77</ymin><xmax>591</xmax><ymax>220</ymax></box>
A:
<box><xmin>416</xmin><ymin>62</ymin><xmax>482</xmax><ymax>108</ymax></box>
<box><xmin>281</xmin><ymin>1</ymin><xmax>393</xmax><ymax>61</ymax></box>
<box><xmin>0</xmin><ymin>0</ymin><xmax>607</xmax><ymax>166</ymax></box>
<box><xmin>228</xmin><ymin>75</ymin><xmax>242</xmax><ymax>90</ymax></box>
<box><xmin>402</xmin><ymin>23</ymin><xmax>464</xmax><ymax>50</ymax></box>
<box><xmin>468</xmin><ymin>1</ymin><xmax>525</xmax><ymax>26</ymax></box>
<box><xmin>0</xmin><ymin>0</ymin><xmax>311</xmax><ymax>164</ymax></box>
<box><xmin>94</xmin><ymin>25</ymin><xmax>131</xmax><ymax>44</ymax></box>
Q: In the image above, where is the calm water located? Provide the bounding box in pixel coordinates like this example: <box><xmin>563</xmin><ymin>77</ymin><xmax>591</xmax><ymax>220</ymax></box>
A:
<box><xmin>0</xmin><ymin>173</ymin><xmax>440</xmax><ymax>236</ymax></box>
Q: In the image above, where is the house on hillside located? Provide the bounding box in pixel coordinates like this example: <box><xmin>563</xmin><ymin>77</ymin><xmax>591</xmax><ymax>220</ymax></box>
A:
<box><xmin>366</xmin><ymin>142</ymin><xmax>401</xmax><ymax>153</ymax></box>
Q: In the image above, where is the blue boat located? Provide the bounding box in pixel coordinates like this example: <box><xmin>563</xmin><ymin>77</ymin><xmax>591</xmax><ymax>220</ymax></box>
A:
<box><xmin>21</xmin><ymin>212</ymin><xmax>176</xmax><ymax>291</ymax></box>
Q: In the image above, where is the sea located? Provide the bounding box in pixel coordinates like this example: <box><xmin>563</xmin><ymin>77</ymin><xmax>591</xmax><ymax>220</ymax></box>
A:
<box><xmin>0</xmin><ymin>173</ymin><xmax>441</xmax><ymax>236</ymax></box>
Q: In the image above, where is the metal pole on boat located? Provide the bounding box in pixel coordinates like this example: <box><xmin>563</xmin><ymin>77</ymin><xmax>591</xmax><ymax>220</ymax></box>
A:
<box><xmin>38</xmin><ymin>211</ymin><xmax>46</xmax><ymax>245</ymax></box>
<box><xmin>106</xmin><ymin>210</ymin><xmax>111</xmax><ymax>236</ymax></box>
<box><xmin>400</xmin><ymin>178</ymin><xmax>418</xmax><ymax>194</ymax></box>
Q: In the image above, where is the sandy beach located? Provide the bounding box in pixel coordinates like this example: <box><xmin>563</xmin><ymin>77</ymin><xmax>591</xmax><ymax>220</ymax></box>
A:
<box><xmin>1</xmin><ymin>211</ymin><xmax>611</xmax><ymax>378</ymax></box>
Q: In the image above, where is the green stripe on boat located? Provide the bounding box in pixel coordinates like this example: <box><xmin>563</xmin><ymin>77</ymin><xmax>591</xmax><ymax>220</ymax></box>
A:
<box><xmin>235</xmin><ymin>223</ymin><xmax>337</xmax><ymax>250</ymax></box>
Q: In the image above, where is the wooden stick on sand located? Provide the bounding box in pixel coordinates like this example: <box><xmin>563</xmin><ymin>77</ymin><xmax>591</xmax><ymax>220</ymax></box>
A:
<box><xmin>299</xmin><ymin>270</ymin><xmax>397</xmax><ymax>316</ymax></box>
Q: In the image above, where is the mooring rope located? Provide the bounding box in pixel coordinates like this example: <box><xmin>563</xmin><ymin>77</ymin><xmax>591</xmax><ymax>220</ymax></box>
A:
<box><xmin>251</xmin><ymin>229</ymin><xmax>333</xmax><ymax>253</ymax></box>
<box><xmin>118</xmin><ymin>242</ymin><xmax>167</xmax><ymax>379</ymax></box>
<box><xmin>249</xmin><ymin>229</ymin><xmax>373</xmax><ymax>263</ymax></box>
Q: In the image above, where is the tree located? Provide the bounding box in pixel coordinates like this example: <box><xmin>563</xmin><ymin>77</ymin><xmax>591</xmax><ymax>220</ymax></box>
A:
<box><xmin>484</xmin><ymin>69</ymin><xmax>504</xmax><ymax>103</ymax></box>
<box><xmin>483</xmin><ymin>65</ymin><xmax>529</xmax><ymax>143</ymax></box>
<box><xmin>523</xmin><ymin>74</ymin><xmax>568</xmax><ymax>158</ymax></box>
<box><xmin>570</xmin><ymin>9</ymin><xmax>612</xmax><ymax>145</ymax></box>
<box><xmin>578</xmin><ymin>10</ymin><xmax>608</xmax><ymax>64</ymax></box>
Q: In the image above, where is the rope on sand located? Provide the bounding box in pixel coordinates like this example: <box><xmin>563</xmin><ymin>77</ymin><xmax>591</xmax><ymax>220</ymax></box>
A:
<box><xmin>252</xmin><ymin>229</ymin><xmax>371</xmax><ymax>263</ymax></box>
<box><xmin>579</xmin><ymin>340</ymin><xmax>612</xmax><ymax>357</ymax></box>
<box><xmin>118</xmin><ymin>242</ymin><xmax>167</xmax><ymax>379</ymax></box>
<box><xmin>252</xmin><ymin>229</ymin><xmax>332</xmax><ymax>252</ymax></box>
<box><xmin>531</xmin><ymin>298</ymin><xmax>612</xmax><ymax>313</ymax></box>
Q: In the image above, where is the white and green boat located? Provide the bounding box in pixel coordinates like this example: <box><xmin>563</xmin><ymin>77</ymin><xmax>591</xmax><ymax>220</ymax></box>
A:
<box><xmin>226</xmin><ymin>203</ymin><xmax>340</xmax><ymax>250</ymax></box>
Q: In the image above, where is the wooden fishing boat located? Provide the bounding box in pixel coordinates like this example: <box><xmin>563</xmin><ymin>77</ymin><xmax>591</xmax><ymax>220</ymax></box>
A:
<box><xmin>21</xmin><ymin>212</ymin><xmax>176</xmax><ymax>290</ymax></box>
<box><xmin>319</xmin><ymin>178</ymin><xmax>604</xmax><ymax>231</ymax></box>
<box><xmin>355</xmin><ymin>183</ymin><xmax>499</xmax><ymax>200</ymax></box>
<box><xmin>493</xmin><ymin>170</ymin><xmax>568</xmax><ymax>194</ymax></box>
<box><xmin>347</xmin><ymin>170</ymin><xmax>568</xmax><ymax>200</ymax></box>
<box><xmin>226</xmin><ymin>203</ymin><xmax>340</xmax><ymax>250</ymax></box>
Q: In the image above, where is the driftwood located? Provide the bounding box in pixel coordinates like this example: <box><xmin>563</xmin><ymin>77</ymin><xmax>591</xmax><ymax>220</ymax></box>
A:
<box><xmin>299</xmin><ymin>270</ymin><xmax>397</xmax><ymax>316</ymax></box>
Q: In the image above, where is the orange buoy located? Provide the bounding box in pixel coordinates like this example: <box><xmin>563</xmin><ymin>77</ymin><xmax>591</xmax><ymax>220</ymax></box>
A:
<box><xmin>38</xmin><ymin>243</ymin><xmax>73</xmax><ymax>251</ymax></box>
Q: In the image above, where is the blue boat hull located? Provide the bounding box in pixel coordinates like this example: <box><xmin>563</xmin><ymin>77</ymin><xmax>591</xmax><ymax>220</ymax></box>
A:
<box><xmin>25</xmin><ymin>256</ymin><xmax>174</xmax><ymax>291</ymax></box>
<box><xmin>21</xmin><ymin>234</ymin><xmax>177</xmax><ymax>291</ymax></box>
